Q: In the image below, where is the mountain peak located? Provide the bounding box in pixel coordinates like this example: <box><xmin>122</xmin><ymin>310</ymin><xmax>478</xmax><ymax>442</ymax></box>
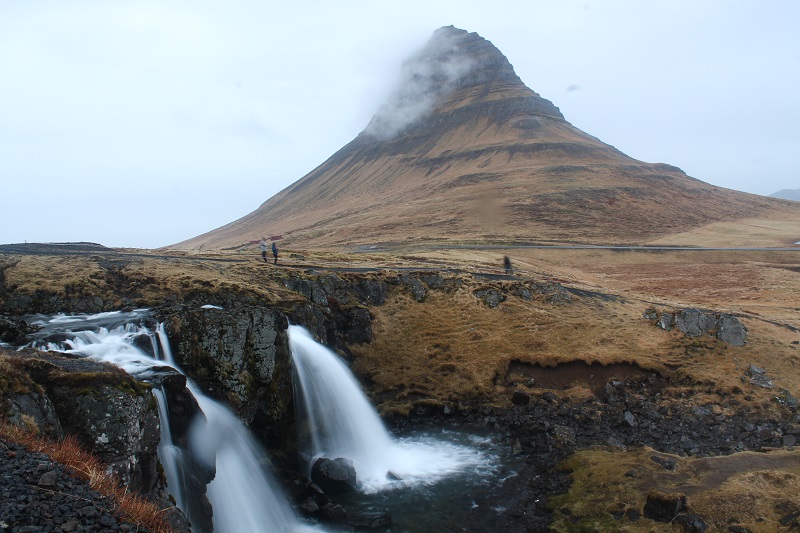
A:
<box><xmin>171</xmin><ymin>27</ymin><xmax>799</xmax><ymax>251</ymax></box>
<box><xmin>363</xmin><ymin>25</ymin><xmax>562</xmax><ymax>141</ymax></box>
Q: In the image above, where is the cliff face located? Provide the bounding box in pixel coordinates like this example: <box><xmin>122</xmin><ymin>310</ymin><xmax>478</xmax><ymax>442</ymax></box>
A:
<box><xmin>2</xmin><ymin>352</ymin><xmax>162</xmax><ymax>495</ymax></box>
<box><xmin>159</xmin><ymin>303</ymin><xmax>294</xmax><ymax>449</ymax></box>
<box><xmin>172</xmin><ymin>26</ymin><xmax>800</xmax><ymax>250</ymax></box>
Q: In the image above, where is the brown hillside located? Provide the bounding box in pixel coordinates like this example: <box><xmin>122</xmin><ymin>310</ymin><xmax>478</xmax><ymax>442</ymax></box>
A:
<box><xmin>172</xmin><ymin>26</ymin><xmax>800</xmax><ymax>251</ymax></box>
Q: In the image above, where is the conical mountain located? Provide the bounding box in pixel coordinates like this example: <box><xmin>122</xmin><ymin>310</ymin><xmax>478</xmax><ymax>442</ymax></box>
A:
<box><xmin>174</xmin><ymin>26</ymin><xmax>800</xmax><ymax>250</ymax></box>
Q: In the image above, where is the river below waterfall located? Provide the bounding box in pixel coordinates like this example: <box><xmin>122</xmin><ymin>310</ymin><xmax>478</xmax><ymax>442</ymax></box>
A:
<box><xmin>337</xmin><ymin>426</ymin><xmax>522</xmax><ymax>532</ymax></box>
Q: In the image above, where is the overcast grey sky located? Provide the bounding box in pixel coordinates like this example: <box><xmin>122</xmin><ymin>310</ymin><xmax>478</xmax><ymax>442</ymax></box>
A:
<box><xmin>1</xmin><ymin>1</ymin><xmax>798</xmax><ymax>248</ymax></box>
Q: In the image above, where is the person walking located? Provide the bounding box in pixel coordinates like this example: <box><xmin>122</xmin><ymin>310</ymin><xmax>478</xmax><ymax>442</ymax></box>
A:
<box><xmin>259</xmin><ymin>238</ymin><xmax>268</xmax><ymax>263</ymax></box>
<box><xmin>503</xmin><ymin>256</ymin><xmax>513</xmax><ymax>275</ymax></box>
<box><xmin>272</xmin><ymin>241</ymin><xmax>279</xmax><ymax>265</ymax></box>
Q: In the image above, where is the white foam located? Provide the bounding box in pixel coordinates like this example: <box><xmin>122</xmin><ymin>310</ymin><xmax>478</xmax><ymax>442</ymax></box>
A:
<box><xmin>289</xmin><ymin>325</ymin><xmax>491</xmax><ymax>494</ymax></box>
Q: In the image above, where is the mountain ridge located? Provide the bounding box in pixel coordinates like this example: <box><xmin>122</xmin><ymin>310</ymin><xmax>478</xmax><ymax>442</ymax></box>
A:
<box><xmin>172</xmin><ymin>26</ymin><xmax>800</xmax><ymax>250</ymax></box>
<box><xmin>770</xmin><ymin>189</ymin><xmax>800</xmax><ymax>202</ymax></box>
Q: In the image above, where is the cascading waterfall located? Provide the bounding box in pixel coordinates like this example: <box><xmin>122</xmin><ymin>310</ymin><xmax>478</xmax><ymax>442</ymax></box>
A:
<box><xmin>26</xmin><ymin>311</ymin><xmax>310</xmax><ymax>533</ymax></box>
<box><xmin>289</xmin><ymin>325</ymin><xmax>487</xmax><ymax>493</ymax></box>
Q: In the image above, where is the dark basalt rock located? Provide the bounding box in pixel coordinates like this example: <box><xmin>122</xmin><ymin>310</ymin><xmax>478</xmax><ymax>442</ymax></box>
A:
<box><xmin>159</xmin><ymin>302</ymin><xmax>293</xmax><ymax>450</ymax></box>
<box><xmin>311</xmin><ymin>457</ymin><xmax>358</xmax><ymax>495</ymax></box>
<box><xmin>0</xmin><ymin>315</ymin><xmax>36</xmax><ymax>344</ymax></box>
<box><xmin>512</xmin><ymin>390</ymin><xmax>531</xmax><ymax>406</ymax></box>
<box><xmin>346</xmin><ymin>510</ymin><xmax>392</xmax><ymax>529</ymax></box>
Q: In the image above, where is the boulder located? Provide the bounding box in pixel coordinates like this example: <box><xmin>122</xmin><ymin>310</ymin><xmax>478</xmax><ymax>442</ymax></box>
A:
<box><xmin>647</xmin><ymin>307</ymin><xmax>748</xmax><ymax>346</ymax></box>
<box><xmin>717</xmin><ymin>315</ymin><xmax>747</xmax><ymax>346</ymax></box>
<box><xmin>676</xmin><ymin>309</ymin><xmax>718</xmax><ymax>337</ymax></box>
<box><xmin>511</xmin><ymin>390</ymin><xmax>531</xmax><ymax>406</ymax></box>
<box><xmin>311</xmin><ymin>457</ymin><xmax>358</xmax><ymax>495</ymax></box>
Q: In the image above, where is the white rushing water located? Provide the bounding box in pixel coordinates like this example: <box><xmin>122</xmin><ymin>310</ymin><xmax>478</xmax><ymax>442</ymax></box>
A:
<box><xmin>289</xmin><ymin>325</ymin><xmax>487</xmax><ymax>493</ymax></box>
<box><xmin>27</xmin><ymin>312</ymin><xmax>310</xmax><ymax>533</ymax></box>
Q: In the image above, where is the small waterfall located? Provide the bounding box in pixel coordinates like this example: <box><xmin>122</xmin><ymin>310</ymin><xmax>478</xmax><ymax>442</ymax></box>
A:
<box><xmin>27</xmin><ymin>311</ymin><xmax>310</xmax><ymax>533</ymax></box>
<box><xmin>289</xmin><ymin>325</ymin><xmax>486</xmax><ymax>493</ymax></box>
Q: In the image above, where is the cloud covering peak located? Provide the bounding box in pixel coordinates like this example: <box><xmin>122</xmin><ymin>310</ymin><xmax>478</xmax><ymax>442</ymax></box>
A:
<box><xmin>364</xmin><ymin>27</ymin><xmax>476</xmax><ymax>141</ymax></box>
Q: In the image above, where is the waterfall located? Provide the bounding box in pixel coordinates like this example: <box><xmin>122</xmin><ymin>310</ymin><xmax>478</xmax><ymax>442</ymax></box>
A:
<box><xmin>289</xmin><ymin>325</ymin><xmax>486</xmax><ymax>493</ymax></box>
<box><xmin>27</xmin><ymin>311</ymin><xmax>310</xmax><ymax>533</ymax></box>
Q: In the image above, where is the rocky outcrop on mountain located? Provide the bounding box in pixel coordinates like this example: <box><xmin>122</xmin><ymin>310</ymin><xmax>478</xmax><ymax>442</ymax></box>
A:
<box><xmin>644</xmin><ymin>307</ymin><xmax>748</xmax><ymax>346</ymax></box>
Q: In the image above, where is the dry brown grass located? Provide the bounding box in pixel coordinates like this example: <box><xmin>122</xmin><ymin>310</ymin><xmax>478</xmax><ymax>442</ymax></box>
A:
<box><xmin>0</xmin><ymin>354</ymin><xmax>38</xmax><ymax>397</ymax></box>
<box><xmin>352</xmin><ymin>262</ymin><xmax>799</xmax><ymax>412</ymax></box>
<box><xmin>549</xmin><ymin>446</ymin><xmax>800</xmax><ymax>532</ymax></box>
<box><xmin>0</xmin><ymin>422</ymin><xmax>175</xmax><ymax>533</ymax></box>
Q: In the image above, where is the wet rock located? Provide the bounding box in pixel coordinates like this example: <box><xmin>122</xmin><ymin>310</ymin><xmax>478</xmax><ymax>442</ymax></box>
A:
<box><xmin>346</xmin><ymin>511</ymin><xmax>391</xmax><ymax>529</ymax></box>
<box><xmin>311</xmin><ymin>457</ymin><xmax>357</xmax><ymax>495</ymax></box>
<box><xmin>511</xmin><ymin>390</ymin><xmax>531</xmax><ymax>406</ymax></box>
<box><xmin>643</xmin><ymin>490</ymin><xmax>687</xmax><ymax>522</ymax></box>
<box><xmin>0</xmin><ymin>315</ymin><xmax>36</xmax><ymax>344</ymax></box>
<box><xmin>511</xmin><ymin>439</ymin><xmax>523</xmax><ymax>455</ymax></box>
<box><xmin>299</xmin><ymin>499</ymin><xmax>320</xmax><ymax>515</ymax></box>
<box><xmin>319</xmin><ymin>503</ymin><xmax>346</xmax><ymax>522</ymax></box>
<box><xmin>161</xmin><ymin>304</ymin><xmax>293</xmax><ymax>440</ymax></box>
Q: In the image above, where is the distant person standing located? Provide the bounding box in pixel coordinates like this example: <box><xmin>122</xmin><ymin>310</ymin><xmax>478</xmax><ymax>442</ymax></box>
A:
<box><xmin>272</xmin><ymin>241</ymin><xmax>279</xmax><ymax>265</ymax></box>
<box><xmin>503</xmin><ymin>256</ymin><xmax>513</xmax><ymax>275</ymax></box>
<box><xmin>259</xmin><ymin>238</ymin><xmax>268</xmax><ymax>263</ymax></box>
